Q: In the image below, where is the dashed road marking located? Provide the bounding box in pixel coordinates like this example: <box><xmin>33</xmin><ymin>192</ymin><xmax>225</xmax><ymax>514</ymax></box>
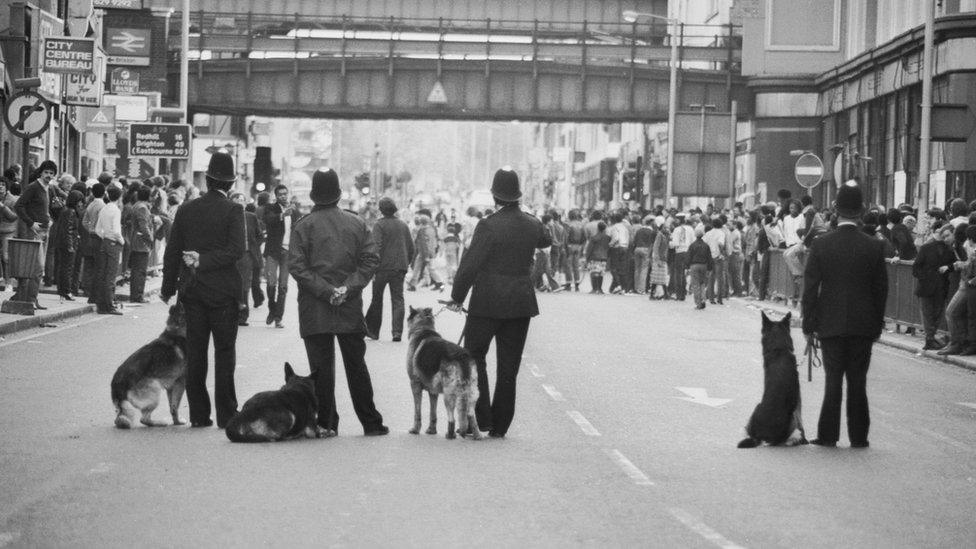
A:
<box><xmin>529</xmin><ymin>364</ymin><xmax>545</xmax><ymax>378</ymax></box>
<box><xmin>605</xmin><ymin>449</ymin><xmax>654</xmax><ymax>485</ymax></box>
<box><xmin>669</xmin><ymin>507</ymin><xmax>746</xmax><ymax>549</ymax></box>
<box><xmin>541</xmin><ymin>384</ymin><xmax>565</xmax><ymax>401</ymax></box>
<box><xmin>566</xmin><ymin>411</ymin><xmax>600</xmax><ymax>436</ymax></box>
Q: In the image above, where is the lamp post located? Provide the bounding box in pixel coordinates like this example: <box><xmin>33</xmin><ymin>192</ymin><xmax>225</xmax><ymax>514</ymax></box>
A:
<box><xmin>622</xmin><ymin>10</ymin><xmax>679</xmax><ymax>208</ymax></box>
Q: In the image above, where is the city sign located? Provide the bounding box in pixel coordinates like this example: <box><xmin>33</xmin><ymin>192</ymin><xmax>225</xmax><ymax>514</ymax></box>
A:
<box><xmin>110</xmin><ymin>68</ymin><xmax>140</xmax><ymax>94</ymax></box>
<box><xmin>42</xmin><ymin>37</ymin><xmax>95</xmax><ymax>75</ymax></box>
<box><xmin>64</xmin><ymin>53</ymin><xmax>105</xmax><ymax>107</ymax></box>
<box><xmin>4</xmin><ymin>91</ymin><xmax>52</xmax><ymax>139</ymax></box>
<box><xmin>129</xmin><ymin>123</ymin><xmax>191</xmax><ymax>158</ymax></box>
<box><xmin>794</xmin><ymin>153</ymin><xmax>824</xmax><ymax>188</ymax></box>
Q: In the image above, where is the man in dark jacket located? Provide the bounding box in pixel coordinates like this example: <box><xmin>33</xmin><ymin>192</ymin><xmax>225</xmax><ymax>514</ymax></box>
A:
<box><xmin>887</xmin><ymin>209</ymin><xmax>917</xmax><ymax>260</ymax></box>
<box><xmin>14</xmin><ymin>159</ymin><xmax>58</xmax><ymax>309</ymax></box>
<box><xmin>289</xmin><ymin>169</ymin><xmax>387</xmax><ymax>437</ymax></box>
<box><xmin>365</xmin><ymin>196</ymin><xmax>415</xmax><ymax>342</ymax></box>
<box><xmin>127</xmin><ymin>186</ymin><xmax>154</xmax><ymax>303</ymax></box>
<box><xmin>263</xmin><ymin>184</ymin><xmax>300</xmax><ymax>328</ymax></box>
<box><xmin>161</xmin><ymin>152</ymin><xmax>246</xmax><ymax>428</ymax></box>
<box><xmin>802</xmin><ymin>181</ymin><xmax>888</xmax><ymax>448</ymax></box>
<box><xmin>232</xmin><ymin>192</ymin><xmax>263</xmax><ymax>326</ymax></box>
<box><xmin>912</xmin><ymin>223</ymin><xmax>956</xmax><ymax>350</ymax></box>
<box><xmin>446</xmin><ymin>168</ymin><xmax>552</xmax><ymax>438</ymax></box>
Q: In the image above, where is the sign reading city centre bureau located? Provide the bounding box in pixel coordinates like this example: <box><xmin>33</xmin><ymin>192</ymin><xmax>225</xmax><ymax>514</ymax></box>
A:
<box><xmin>129</xmin><ymin>123</ymin><xmax>191</xmax><ymax>158</ymax></box>
<box><xmin>43</xmin><ymin>37</ymin><xmax>95</xmax><ymax>75</ymax></box>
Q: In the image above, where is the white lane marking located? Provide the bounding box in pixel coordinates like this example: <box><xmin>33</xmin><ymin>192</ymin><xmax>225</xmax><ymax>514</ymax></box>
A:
<box><xmin>89</xmin><ymin>462</ymin><xmax>113</xmax><ymax>474</ymax></box>
<box><xmin>541</xmin><ymin>384</ymin><xmax>565</xmax><ymax>401</ymax></box>
<box><xmin>0</xmin><ymin>532</ymin><xmax>21</xmax><ymax>548</ymax></box>
<box><xmin>674</xmin><ymin>387</ymin><xmax>733</xmax><ymax>408</ymax></box>
<box><xmin>529</xmin><ymin>364</ymin><xmax>545</xmax><ymax>378</ymax></box>
<box><xmin>0</xmin><ymin>315</ymin><xmax>107</xmax><ymax>349</ymax></box>
<box><xmin>566</xmin><ymin>411</ymin><xmax>600</xmax><ymax>436</ymax></box>
<box><xmin>605</xmin><ymin>449</ymin><xmax>654</xmax><ymax>486</ymax></box>
<box><xmin>958</xmin><ymin>402</ymin><xmax>976</xmax><ymax>410</ymax></box>
<box><xmin>669</xmin><ymin>507</ymin><xmax>746</xmax><ymax>549</ymax></box>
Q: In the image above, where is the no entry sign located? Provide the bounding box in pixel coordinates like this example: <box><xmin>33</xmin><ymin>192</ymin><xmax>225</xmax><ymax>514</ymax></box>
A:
<box><xmin>794</xmin><ymin>153</ymin><xmax>824</xmax><ymax>189</ymax></box>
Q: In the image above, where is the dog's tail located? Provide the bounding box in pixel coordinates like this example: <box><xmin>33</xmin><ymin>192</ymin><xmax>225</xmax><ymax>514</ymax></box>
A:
<box><xmin>737</xmin><ymin>437</ymin><xmax>761</xmax><ymax>449</ymax></box>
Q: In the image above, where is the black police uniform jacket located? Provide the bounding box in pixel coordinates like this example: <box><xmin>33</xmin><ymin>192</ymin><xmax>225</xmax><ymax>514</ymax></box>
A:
<box><xmin>801</xmin><ymin>224</ymin><xmax>888</xmax><ymax>339</ymax></box>
<box><xmin>451</xmin><ymin>205</ymin><xmax>552</xmax><ymax>319</ymax></box>
<box><xmin>162</xmin><ymin>190</ymin><xmax>246</xmax><ymax>306</ymax></box>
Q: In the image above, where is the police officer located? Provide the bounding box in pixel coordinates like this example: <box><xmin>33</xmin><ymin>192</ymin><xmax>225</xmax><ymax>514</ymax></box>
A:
<box><xmin>446</xmin><ymin>168</ymin><xmax>552</xmax><ymax>438</ymax></box>
<box><xmin>161</xmin><ymin>152</ymin><xmax>246</xmax><ymax>428</ymax></box>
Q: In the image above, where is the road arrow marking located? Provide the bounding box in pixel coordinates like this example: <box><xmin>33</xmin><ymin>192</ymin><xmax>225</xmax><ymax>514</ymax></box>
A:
<box><xmin>566</xmin><ymin>411</ymin><xmax>600</xmax><ymax>436</ymax></box>
<box><xmin>674</xmin><ymin>387</ymin><xmax>732</xmax><ymax>408</ymax></box>
<box><xmin>541</xmin><ymin>384</ymin><xmax>565</xmax><ymax>401</ymax></box>
<box><xmin>605</xmin><ymin>449</ymin><xmax>654</xmax><ymax>486</ymax></box>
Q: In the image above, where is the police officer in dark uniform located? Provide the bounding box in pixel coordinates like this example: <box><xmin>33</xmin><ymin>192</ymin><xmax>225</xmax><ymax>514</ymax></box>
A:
<box><xmin>446</xmin><ymin>168</ymin><xmax>552</xmax><ymax>438</ymax></box>
<box><xmin>161</xmin><ymin>152</ymin><xmax>246</xmax><ymax>428</ymax></box>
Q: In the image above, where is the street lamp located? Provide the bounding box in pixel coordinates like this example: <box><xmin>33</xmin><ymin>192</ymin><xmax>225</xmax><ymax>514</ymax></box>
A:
<box><xmin>622</xmin><ymin>10</ymin><xmax>679</xmax><ymax>208</ymax></box>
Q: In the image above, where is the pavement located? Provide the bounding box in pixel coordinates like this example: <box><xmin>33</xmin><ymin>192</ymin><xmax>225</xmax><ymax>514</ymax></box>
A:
<box><xmin>0</xmin><ymin>270</ymin><xmax>163</xmax><ymax>337</ymax></box>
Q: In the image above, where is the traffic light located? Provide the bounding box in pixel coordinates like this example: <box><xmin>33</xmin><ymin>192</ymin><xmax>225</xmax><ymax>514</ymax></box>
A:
<box><xmin>621</xmin><ymin>171</ymin><xmax>639</xmax><ymax>201</ymax></box>
<box><xmin>354</xmin><ymin>172</ymin><xmax>370</xmax><ymax>195</ymax></box>
<box><xmin>253</xmin><ymin>146</ymin><xmax>272</xmax><ymax>196</ymax></box>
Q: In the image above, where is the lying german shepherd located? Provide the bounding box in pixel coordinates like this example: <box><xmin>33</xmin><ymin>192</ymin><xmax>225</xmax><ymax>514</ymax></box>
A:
<box><xmin>225</xmin><ymin>363</ymin><xmax>322</xmax><ymax>443</ymax></box>
<box><xmin>737</xmin><ymin>312</ymin><xmax>808</xmax><ymax>448</ymax></box>
<box><xmin>406</xmin><ymin>307</ymin><xmax>481</xmax><ymax>440</ymax></box>
<box><xmin>111</xmin><ymin>303</ymin><xmax>187</xmax><ymax>428</ymax></box>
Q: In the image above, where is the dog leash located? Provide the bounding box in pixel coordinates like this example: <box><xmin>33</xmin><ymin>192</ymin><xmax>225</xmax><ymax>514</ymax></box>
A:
<box><xmin>437</xmin><ymin>299</ymin><xmax>468</xmax><ymax>345</ymax></box>
<box><xmin>804</xmin><ymin>337</ymin><xmax>821</xmax><ymax>382</ymax></box>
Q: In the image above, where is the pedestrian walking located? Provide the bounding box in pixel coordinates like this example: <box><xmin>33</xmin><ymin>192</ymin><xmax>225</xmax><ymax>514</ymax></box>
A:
<box><xmin>445</xmin><ymin>168</ymin><xmax>552</xmax><ymax>438</ymax></box>
<box><xmin>407</xmin><ymin>213</ymin><xmax>443</xmax><ymax>292</ymax></box>
<box><xmin>365</xmin><ymin>196</ymin><xmax>415</xmax><ymax>342</ymax></box>
<box><xmin>289</xmin><ymin>169</ymin><xmax>388</xmax><ymax>437</ymax></box>
<box><xmin>686</xmin><ymin>225</ymin><xmax>713</xmax><ymax>310</ymax></box>
<box><xmin>262</xmin><ymin>184</ymin><xmax>300</xmax><ymax>328</ymax></box>
<box><xmin>161</xmin><ymin>152</ymin><xmax>246</xmax><ymax>428</ymax></box>
<box><xmin>802</xmin><ymin>181</ymin><xmax>888</xmax><ymax>448</ymax></box>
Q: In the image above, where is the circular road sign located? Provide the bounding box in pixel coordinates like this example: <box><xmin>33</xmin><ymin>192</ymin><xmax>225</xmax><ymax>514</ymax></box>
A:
<box><xmin>794</xmin><ymin>153</ymin><xmax>824</xmax><ymax>189</ymax></box>
<box><xmin>4</xmin><ymin>91</ymin><xmax>52</xmax><ymax>139</ymax></box>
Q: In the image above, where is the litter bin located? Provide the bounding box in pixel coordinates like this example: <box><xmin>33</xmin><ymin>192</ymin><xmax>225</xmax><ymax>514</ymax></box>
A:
<box><xmin>1</xmin><ymin>238</ymin><xmax>42</xmax><ymax>315</ymax></box>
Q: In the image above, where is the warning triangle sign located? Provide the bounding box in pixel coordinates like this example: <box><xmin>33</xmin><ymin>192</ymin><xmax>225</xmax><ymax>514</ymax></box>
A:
<box><xmin>427</xmin><ymin>81</ymin><xmax>448</xmax><ymax>104</ymax></box>
<box><xmin>91</xmin><ymin>110</ymin><xmax>110</xmax><ymax>124</ymax></box>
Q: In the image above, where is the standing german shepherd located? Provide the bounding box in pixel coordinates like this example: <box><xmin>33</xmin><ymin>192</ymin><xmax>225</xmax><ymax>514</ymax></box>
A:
<box><xmin>737</xmin><ymin>312</ymin><xmax>808</xmax><ymax>448</ymax></box>
<box><xmin>111</xmin><ymin>303</ymin><xmax>187</xmax><ymax>428</ymax></box>
<box><xmin>406</xmin><ymin>307</ymin><xmax>481</xmax><ymax>440</ymax></box>
<box><xmin>225</xmin><ymin>363</ymin><xmax>322</xmax><ymax>443</ymax></box>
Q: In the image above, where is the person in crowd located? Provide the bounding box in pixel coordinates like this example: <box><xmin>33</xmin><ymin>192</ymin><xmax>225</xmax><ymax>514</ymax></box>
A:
<box><xmin>912</xmin><ymin>223</ymin><xmax>956</xmax><ymax>351</ymax></box>
<box><xmin>564</xmin><ymin>209</ymin><xmax>586</xmax><ymax>292</ymax></box>
<box><xmin>81</xmin><ymin>182</ymin><xmax>107</xmax><ymax>301</ymax></box>
<box><xmin>365</xmin><ymin>196</ymin><xmax>415</xmax><ymax>342</ymax></box>
<box><xmin>948</xmin><ymin>198</ymin><xmax>969</xmax><ymax>228</ymax></box>
<box><xmin>445</xmin><ymin>168</ymin><xmax>552</xmax><ymax>438</ymax></box>
<box><xmin>262</xmin><ymin>184</ymin><xmax>300</xmax><ymax>328</ymax></box>
<box><xmin>703</xmin><ymin>218</ymin><xmax>728</xmax><ymax>305</ymax></box>
<box><xmin>231</xmin><ymin>192</ymin><xmax>262</xmax><ymax>326</ymax></box>
<box><xmin>126</xmin><ymin>186</ymin><xmax>154</xmax><ymax>303</ymax></box>
<box><xmin>940</xmin><ymin>224</ymin><xmax>976</xmax><ymax>356</ymax></box>
<box><xmin>14</xmin><ymin>160</ymin><xmax>59</xmax><ymax>309</ymax></box>
<box><xmin>669</xmin><ymin>214</ymin><xmax>695</xmax><ymax>301</ymax></box>
<box><xmin>359</xmin><ymin>198</ymin><xmax>380</xmax><ymax>230</ymax></box>
<box><xmin>1</xmin><ymin>166</ymin><xmax>20</xmax><ymax>198</ymax></box>
<box><xmin>161</xmin><ymin>152</ymin><xmax>246</xmax><ymax>429</ymax></box>
<box><xmin>42</xmin><ymin>174</ymin><xmax>71</xmax><ymax>288</ymax></box>
<box><xmin>727</xmin><ymin>219</ymin><xmax>744</xmax><ymax>297</ymax></box>
<box><xmin>780</xmin><ymin>199</ymin><xmax>804</xmax><ymax>248</ymax></box>
<box><xmin>442</xmin><ymin>212</ymin><xmax>462</xmax><ymax>283</ymax></box>
<box><xmin>632</xmin><ymin>216</ymin><xmax>656</xmax><ymax>295</ymax></box>
<box><xmin>686</xmin><ymin>224</ymin><xmax>713</xmax><ymax>310</ymax></box>
<box><xmin>584</xmin><ymin>220</ymin><xmax>610</xmax><ymax>294</ymax></box>
<box><xmin>0</xmin><ymin>177</ymin><xmax>18</xmax><ymax>292</ymax></box>
<box><xmin>407</xmin><ymin>213</ymin><xmax>444</xmax><ymax>292</ymax></box>
<box><xmin>887</xmin><ymin>209</ymin><xmax>917</xmax><ymax>260</ymax></box>
<box><xmin>94</xmin><ymin>185</ymin><xmax>125</xmax><ymax>314</ymax></box>
<box><xmin>534</xmin><ymin>214</ymin><xmax>562</xmax><ymax>293</ymax></box>
<box><xmin>648</xmin><ymin>217</ymin><xmax>670</xmax><ymax>299</ymax></box>
<box><xmin>862</xmin><ymin>211</ymin><xmax>896</xmax><ymax>258</ymax></box>
<box><xmin>802</xmin><ymin>181</ymin><xmax>887</xmax><ymax>449</ymax></box>
<box><xmin>460</xmin><ymin>206</ymin><xmax>481</xmax><ymax>260</ymax></box>
<box><xmin>548</xmin><ymin>210</ymin><xmax>569</xmax><ymax>291</ymax></box>
<box><xmin>251</xmin><ymin>190</ymin><xmax>270</xmax><ymax>308</ymax></box>
<box><xmin>289</xmin><ymin>169</ymin><xmax>388</xmax><ymax>438</ymax></box>
<box><xmin>607</xmin><ymin>212</ymin><xmax>630</xmax><ymax>294</ymax></box>
<box><xmin>53</xmin><ymin>190</ymin><xmax>84</xmax><ymax>300</ymax></box>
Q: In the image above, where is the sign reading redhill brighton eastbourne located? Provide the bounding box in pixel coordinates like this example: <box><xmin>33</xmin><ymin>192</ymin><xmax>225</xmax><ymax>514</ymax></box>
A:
<box><xmin>129</xmin><ymin>123</ymin><xmax>191</xmax><ymax>158</ymax></box>
<box><xmin>42</xmin><ymin>38</ymin><xmax>95</xmax><ymax>75</ymax></box>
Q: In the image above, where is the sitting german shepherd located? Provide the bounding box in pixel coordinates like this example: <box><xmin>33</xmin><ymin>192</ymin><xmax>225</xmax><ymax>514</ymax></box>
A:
<box><xmin>225</xmin><ymin>363</ymin><xmax>322</xmax><ymax>443</ymax></box>
<box><xmin>737</xmin><ymin>312</ymin><xmax>808</xmax><ymax>448</ymax></box>
<box><xmin>111</xmin><ymin>303</ymin><xmax>187</xmax><ymax>428</ymax></box>
<box><xmin>406</xmin><ymin>307</ymin><xmax>481</xmax><ymax>440</ymax></box>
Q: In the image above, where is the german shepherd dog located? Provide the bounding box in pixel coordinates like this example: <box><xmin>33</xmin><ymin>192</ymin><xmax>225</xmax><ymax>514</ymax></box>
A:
<box><xmin>111</xmin><ymin>303</ymin><xmax>187</xmax><ymax>428</ymax></box>
<box><xmin>225</xmin><ymin>363</ymin><xmax>322</xmax><ymax>443</ymax></box>
<box><xmin>406</xmin><ymin>307</ymin><xmax>481</xmax><ymax>440</ymax></box>
<box><xmin>737</xmin><ymin>312</ymin><xmax>808</xmax><ymax>448</ymax></box>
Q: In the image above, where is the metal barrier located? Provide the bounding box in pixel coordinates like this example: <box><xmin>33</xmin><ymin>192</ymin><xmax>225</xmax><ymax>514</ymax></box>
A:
<box><xmin>764</xmin><ymin>249</ymin><xmax>942</xmax><ymax>333</ymax></box>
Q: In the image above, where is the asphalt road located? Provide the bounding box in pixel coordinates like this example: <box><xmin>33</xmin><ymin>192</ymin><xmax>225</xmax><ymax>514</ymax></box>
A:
<box><xmin>1</xmin><ymin>286</ymin><xmax>974</xmax><ymax>548</ymax></box>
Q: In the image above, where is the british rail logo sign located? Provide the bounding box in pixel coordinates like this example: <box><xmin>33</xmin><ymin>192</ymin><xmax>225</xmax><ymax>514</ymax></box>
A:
<box><xmin>106</xmin><ymin>28</ymin><xmax>150</xmax><ymax>66</ymax></box>
<box><xmin>42</xmin><ymin>37</ymin><xmax>95</xmax><ymax>75</ymax></box>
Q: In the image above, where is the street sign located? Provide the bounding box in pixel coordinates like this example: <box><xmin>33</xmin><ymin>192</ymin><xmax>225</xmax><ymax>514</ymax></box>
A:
<box><xmin>794</xmin><ymin>153</ymin><xmax>824</xmax><ymax>188</ymax></box>
<box><xmin>427</xmin><ymin>81</ymin><xmax>447</xmax><ymax>104</ymax></box>
<box><xmin>69</xmin><ymin>106</ymin><xmax>117</xmax><ymax>133</ymax></box>
<box><xmin>102</xmin><ymin>94</ymin><xmax>149</xmax><ymax>121</ymax></box>
<box><xmin>64</xmin><ymin>55</ymin><xmax>104</xmax><ymax>107</ymax></box>
<box><xmin>129</xmin><ymin>123</ymin><xmax>191</xmax><ymax>158</ymax></box>
<box><xmin>42</xmin><ymin>37</ymin><xmax>95</xmax><ymax>75</ymax></box>
<box><xmin>4</xmin><ymin>91</ymin><xmax>52</xmax><ymax>139</ymax></box>
<box><xmin>110</xmin><ymin>68</ymin><xmax>140</xmax><ymax>94</ymax></box>
<box><xmin>105</xmin><ymin>27</ymin><xmax>150</xmax><ymax>66</ymax></box>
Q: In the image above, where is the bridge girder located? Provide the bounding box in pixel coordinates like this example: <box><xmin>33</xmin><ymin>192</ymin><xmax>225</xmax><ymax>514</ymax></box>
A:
<box><xmin>180</xmin><ymin>58</ymin><xmax>742</xmax><ymax>122</ymax></box>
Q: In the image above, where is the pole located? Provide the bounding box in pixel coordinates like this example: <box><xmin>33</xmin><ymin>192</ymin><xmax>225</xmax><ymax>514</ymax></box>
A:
<box><xmin>916</xmin><ymin>0</ymin><xmax>935</xmax><ymax>212</ymax></box>
<box><xmin>665</xmin><ymin>19</ymin><xmax>678</xmax><ymax>209</ymax></box>
<box><xmin>729</xmin><ymin>100</ymin><xmax>737</xmax><ymax>206</ymax></box>
<box><xmin>181</xmin><ymin>0</ymin><xmax>191</xmax><ymax>181</ymax></box>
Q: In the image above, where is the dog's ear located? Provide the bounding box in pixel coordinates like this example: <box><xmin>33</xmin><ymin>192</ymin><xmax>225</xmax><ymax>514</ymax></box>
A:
<box><xmin>284</xmin><ymin>362</ymin><xmax>295</xmax><ymax>380</ymax></box>
<box><xmin>408</xmin><ymin>306</ymin><xmax>416</xmax><ymax>319</ymax></box>
<box><xmin>761</xmin><ymin>311</ymin><xmax>772</xmax><ymax>331</ymax></box>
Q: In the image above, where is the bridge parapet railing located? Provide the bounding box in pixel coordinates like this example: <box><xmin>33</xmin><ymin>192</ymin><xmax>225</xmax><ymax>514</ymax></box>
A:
<box><xmin>173</xmin><ymin>11</ymin><xmax>741</xmax><ymax>65</ymax></box>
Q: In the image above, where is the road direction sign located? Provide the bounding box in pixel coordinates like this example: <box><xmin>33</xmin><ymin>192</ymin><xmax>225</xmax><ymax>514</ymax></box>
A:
<box><xmin>129</xmin><ymin>123</ymin><xmax>191</xmax><ymax>158</ymax></box>
<box><xmin>110</xmin><ymin>68</ymin><xmax>140</xmax><ymax>94</ymax></box>
<box><xmin>42</xmin><ymin>37</ymin><xmax>95</xmax><ymax>75</ymax></box>
<box><xmin>794</xmin><ymin>153</ymin><xmax>824</xmax><ymax>188</ymax></box>
<box><xmin>4</xmin><ymin>91</ymin><xmax>52</xmax><ymax>139</ymax></box>
<box><xmin>70</xmin><ymin>106</ymin><xmax>116</xmax><ymax>133</ymax></box>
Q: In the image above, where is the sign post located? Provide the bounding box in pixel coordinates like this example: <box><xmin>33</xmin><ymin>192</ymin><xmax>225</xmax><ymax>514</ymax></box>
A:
<box><xmin>794</xmin><ymin>153</ymin><xmax>824</xmax><ymax>193</ymax></box>
<box><xmin>128</xmin><ymin>123</ymin><xmax>191</xmax><ymax>158</ymax></box>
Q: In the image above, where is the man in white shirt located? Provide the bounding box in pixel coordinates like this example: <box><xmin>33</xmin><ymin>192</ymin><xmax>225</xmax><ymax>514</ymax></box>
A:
<box><xmin>80</xmin><ymin>182</ymin><xmax>107</xmax><ymax>302</ymax></box>
<box><xmin>94</xmin><ymin>185</ymin><xmax>125</xmax><ymax>314</ymax></box>
<box><xmin>607</xmin><ymin>212</ymin><xmax>630</xmax><ymax>293</ymax></box>
<box><xmin>702</xmin><ymin>218</ymin><xmax>728</xmax><ymax>305</ymax></box>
